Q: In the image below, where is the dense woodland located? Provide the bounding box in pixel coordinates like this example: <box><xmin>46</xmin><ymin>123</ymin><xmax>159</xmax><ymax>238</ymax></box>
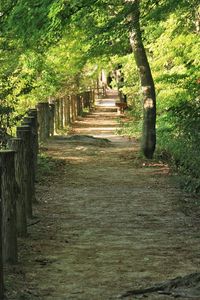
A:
<box><xmin>0</xmin><ymin>0</ymin><xmax>200</xmax><ymax>192</ymax></box>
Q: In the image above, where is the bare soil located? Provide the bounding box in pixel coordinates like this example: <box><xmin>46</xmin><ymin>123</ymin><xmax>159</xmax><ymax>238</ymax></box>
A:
<box><xmin>5</xmin><ymin>93</ymin><xmax>200</xmax><ymax>300</ymax></box>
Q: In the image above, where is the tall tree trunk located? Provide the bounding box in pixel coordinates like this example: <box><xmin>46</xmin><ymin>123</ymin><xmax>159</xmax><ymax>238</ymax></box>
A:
<box><xmin>127</xmin><ymin>0</ymin><xmax>156</xmax><ymax>158</ymax></box>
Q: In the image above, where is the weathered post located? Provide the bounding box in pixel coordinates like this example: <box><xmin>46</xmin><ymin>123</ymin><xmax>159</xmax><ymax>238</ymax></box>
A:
<box><xmin>28</xmin><ymin>109</ymin><xmax>39</xmax><ymax>156</ymax></box>
<box><xmin>81</xmin><ymin>92</ymin><xmax>85</xmax><ymax>110</ymax></box>
<box><xmin>76</xmin><ymin>94</ymin><xmax>82</xmax><ymax>116</ymax></box>
<box><xmin>86</xmin><ymin>91</ymin><xmax>91</xmax><ymax>110</ymax></box>
<box><xmin>37</xmin><ymin>102</ymin><xmax>50</xmax><ymax>142</ymax></box>
<box><xmin>85</xmin><ymin>92</ymin><xmax>88</xmax><ymax>111</ymax></box>
<box><xmin>22</xmin><ymin>116</ymin><xmax>38</xmax><ymax>173</ymax></box>
<box><xmin>49</xmin><ymin>103</ymin><xmax>55</xmax><ymax>136</ymax></box>
<box><xmin>88</xmin><ymin>91</ymin><xmax>92</xmax><ymax>111</ymax></box>
<box><xmin>89</xmin><ymin>90</ymin><xmax>95</xmax><ymax>110</ymax></box>
<box><xmin>60</xmin><ymin>98</ymin><xmax>64</xmax><ymax>130</ymax></box>
<box><xmin>72</xmin><ymin>95</ymin><xmax>78</xmax><ymax>121</ymax></box>
<box><xmin>96</xmin><ymin>78</ymin><xmax>100</xmax><ymax>98</ymax></box>
<box><xmin>63</xmin><ymin>97</ymin><xmax>67</xmax><ymax>127</ymax></box>
<box><xmin>21</xmin><ymin>117</ymin><xmax>37</xmax><ymax>204</ymax></box>
<box><xmin>83</xmin><ymin>92</ymin><xmax>86</xmax><ymax>109</ymax></box>
<box><xmin>16</xmin><ymin>126</ymin><xmax>33</xmax><ymax>219</ymax></box>
<box><xmin>0</xmin><ymin>166</ymin><xmax>4</xmax><ymax>298</ymax></box>
<box><xmin>70</xmin><ymin>95</ymin><xmax>75</xmax><ymax>123</ymax></box>
<box><xmin>76</xmin><ymin>94</ymin><xmax>80</xmax><ymax>116</ymax></box>
<box><xmin>55</xmin><ymin>99</ymin><xmax>60</xmax><ymax>133</ymax></box>
<box><xmin>8</xmin><ymin>138</ymin><xmax>27</xmax><ymax>237</ymax></box>
<box><xmin>66</xmin><ymin>96</ymin><xmax>71</xmax><ymax>125</ymax></box>
<box><xmin>81</xmin><ymin>94</ymin><xmax>84</xmax><ymax>115</ymax></box>
<box><xmin>0</xmin><ymin>150</ymin><xmax>18</xmax><ymax>264</ymax></box>
<box><xmin>63</xmin><ymin>96</ymin><xmax>69</xmax><ymax>128</ymax></box>
<box><xmin>91</xmin><ymin>89</ymin><xmax>95</xmax><ymax>106</ymax></box>
<box><xmin>81</xmin><ymin>94</ymin><xmax>84</xmax><ymax>114</ymax></box>
<box><xmin>75</xmin><ymin>95</ymin><xmax>78</xmax><ymax>119</ymax></box>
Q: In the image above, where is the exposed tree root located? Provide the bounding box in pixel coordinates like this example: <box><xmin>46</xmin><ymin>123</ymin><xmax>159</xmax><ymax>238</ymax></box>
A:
<box><xmin>120</xmin><ymin>272</ymin><xmax>200</xmax><ymax>298</ymax></box>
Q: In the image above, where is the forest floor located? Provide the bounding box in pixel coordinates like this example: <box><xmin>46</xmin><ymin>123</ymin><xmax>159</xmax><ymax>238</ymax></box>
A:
<box><xmin>5</xmin><ymin>91</ymin><xmax>200</xmax><ymax>300</ymax></box>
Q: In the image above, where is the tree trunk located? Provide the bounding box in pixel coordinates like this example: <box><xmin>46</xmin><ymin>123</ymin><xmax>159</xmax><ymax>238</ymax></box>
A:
<box><xmin>127</xmin><ymin>0</ymin><xmax>156</xmax><ymax>159</ymax></box>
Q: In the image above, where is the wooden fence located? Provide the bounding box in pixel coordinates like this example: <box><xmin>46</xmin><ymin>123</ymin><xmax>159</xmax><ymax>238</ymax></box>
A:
<box><xmin>0</xmin><ymin>90</ymin><xmax>94</xmax><ymax>299</ymax></box>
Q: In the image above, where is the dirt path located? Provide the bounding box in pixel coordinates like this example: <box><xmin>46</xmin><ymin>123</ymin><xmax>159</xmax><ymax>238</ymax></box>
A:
<box><xmin>7</xmin><ymin>91</ymin><xmax>200</xmax><ymax>299</ymax></box>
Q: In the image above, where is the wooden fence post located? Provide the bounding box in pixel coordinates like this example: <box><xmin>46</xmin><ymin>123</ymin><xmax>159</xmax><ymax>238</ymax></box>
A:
<box><xmin>55</xmin><ymin>100</ymin><xmax>60</xmax><ymax>133</ymax></box>
<box><xmin>63</xmin><ymin>96</ymin><xmax>70</xmax><ymax>127</ymax></box>
<box><xmin>49</xmin><ymin>103</ymin><xmax>55</xmax><ymax>136</ymax></box>
<box><xmin>86</xmin><ymin>91</ymin><xmax>91</xmax><ymax>110</ymax></box>
<box><xmin>93</xmin><ymin>89</ymin><xmax>95</xmax><ymax>103</ymax></box>
<box><xmin>84</xmin><ymin>92</ymin><xmax>87</xmax><ymax>109</ymax></box>
<box><xmin>71</xmin><ymin>95</ymin><xmax>77</xmax><ymax>122</ymax></box>
<box><xmin>89</xmin><ymin>90</ymin><xmax>94</xmax><ymax>110</ymax></box>
<box><xmin>37</xmin><ymin>102</ymin><xmax>50</xmax><ymax>142</ymax></box>
<box><xmin>16</xmin><ymin>126</ymin><xmax>34</xmax><ymax>219</ymax></box>
<box><xmin>81</xmin><ymin>92</ymin><xmax>84</xmax><ymax>110</ymax></box>
<box><xmin>0</xmin><ymin>150</ymin><xmax>18</xmax><ymax>264</ymax></box>
<box><xmin>21</xmin><ymin>117</ymin><xmax>37</xmax><ymax>204</ymax></box>
<box><xmin>28</xmin><ymin>109</ymin><xmax>39</xmax><ymax>156</ymax></box>
<box><xmin>70</xmin><ymin>96</ymin><xmax>74</xmax><ymax>123</ymax></box>
<box><xmin>8</xmin><ymin>138</ymin><xmax>27</xmax><ymax>237</ymax></box>
<box><xmin>67</xmin><ymin>96</ymin><xmax>71</xmax><ymax>125</ymax></box>
<box><xmin>75</xmin><ymin>95</ymin><xmax>78</xmax><ymax>119</ymax></box>
<box><xmin>60</xmin><ymin>98</ymin><xmax>64</xmax><ymax>130</ymax></box>
<box><xmin>22</xmin><ymin>116</ymin><xmax>38</xmax><ymax>174</ymax></box>
<box><xmin>0</xmin><ymin>165</ymin><xmax>4</xmax><ymax>298</ymax></box>
<box><xmin>76</xmin><ymin>94</ymin><xmax>82</xmax><ymax>116</ymax></box>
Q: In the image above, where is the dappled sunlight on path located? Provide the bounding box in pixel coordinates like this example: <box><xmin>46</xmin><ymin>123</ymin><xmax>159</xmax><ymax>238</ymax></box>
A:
<box><xmin>71</xmin><ymin>90</ymin><xmax>127</xmax><ymax>142</ymax></box>
<box><xmin>95</xmin><ymin>89</ymin><xmax>119</xmax><ymax>107</ymax></box>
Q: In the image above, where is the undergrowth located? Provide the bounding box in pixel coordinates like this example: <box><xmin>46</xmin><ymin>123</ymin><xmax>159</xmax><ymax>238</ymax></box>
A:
<box><xmin>116</xmin><ymin>113</ymin><xmax>142</xmax><ymax>140</ymax></box>
<box><xmin>36</xmin><ymin>152</ymin><xmax>66</xmax><ymax>183</ymax></box>
<box><xmin>118</xmin><ymin>110</ymin><xmax>200</xmax><ymax>195</ymax></box>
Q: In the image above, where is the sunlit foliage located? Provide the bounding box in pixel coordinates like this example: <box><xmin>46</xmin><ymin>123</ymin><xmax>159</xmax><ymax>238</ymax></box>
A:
<box><xmin>0</xmin><ymin>0</ymin><xmax>200</xmax><ymax>190</ymax></box>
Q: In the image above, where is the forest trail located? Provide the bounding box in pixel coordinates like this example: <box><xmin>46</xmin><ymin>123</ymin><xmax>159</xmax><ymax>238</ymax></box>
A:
<box><xmin>9</xmin><ymin>91</ymin><xmax>200</xmax><ymax>299</ymax></box>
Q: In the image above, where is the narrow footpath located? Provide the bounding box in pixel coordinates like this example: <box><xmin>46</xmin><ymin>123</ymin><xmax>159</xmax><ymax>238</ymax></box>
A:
<box><xmin>8</xmin><ymin>91</ymin><xmax>200</xmax><ymax>299</ymax></box>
